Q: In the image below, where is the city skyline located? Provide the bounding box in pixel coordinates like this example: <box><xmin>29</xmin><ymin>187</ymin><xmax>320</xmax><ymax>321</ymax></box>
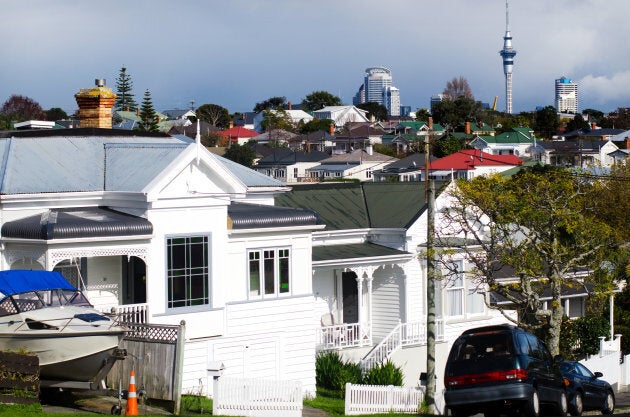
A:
<box><xmin>2</xmin><ymin>1</ymin><xmax>630</xmax><ymax>115</ymax></box>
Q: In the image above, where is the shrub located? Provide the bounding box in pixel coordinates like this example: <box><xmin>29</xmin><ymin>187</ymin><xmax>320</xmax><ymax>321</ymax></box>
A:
<box><xmin>560</xmin><ymin>315</ymin><xmax>610</xmax><ymax>360</ymax></box>
<box><xmin>361</xmin><ymin>360</ymin><xmax>404</xmax><ymax>386</ymax></box>
<box><xmin>315</xmin><ymin>351</ymin><xmax>362</xmax><ymax>396</ymax></box>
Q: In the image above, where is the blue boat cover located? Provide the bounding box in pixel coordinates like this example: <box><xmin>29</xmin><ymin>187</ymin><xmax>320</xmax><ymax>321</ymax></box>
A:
<box><xmin>0</xmin><ymin>270</ymin><xmax>76</xmax><ymax>296</ymax></box>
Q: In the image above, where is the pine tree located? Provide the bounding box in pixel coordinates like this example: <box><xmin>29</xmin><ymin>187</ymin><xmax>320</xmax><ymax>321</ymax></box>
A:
<box><xmin>114</xmin><ymin>66</ymin><xmax>137</xmax><ymax>111</ymax></box>
<box><xmin>137</xmin><ymin>90</ymin><xmax>159</xmax><ymax>132</ymax></box>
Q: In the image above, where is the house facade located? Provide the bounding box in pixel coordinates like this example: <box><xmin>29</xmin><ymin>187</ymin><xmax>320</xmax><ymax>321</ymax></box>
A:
<box><xmin>0</xmin><ymin>127</ymin><xmax>322</xmax><ymax>396</ymax></box>
<box><xmin>306</xmin><ymin>148</ymin><xmax>396</xmax><ymax>182</ymax></box>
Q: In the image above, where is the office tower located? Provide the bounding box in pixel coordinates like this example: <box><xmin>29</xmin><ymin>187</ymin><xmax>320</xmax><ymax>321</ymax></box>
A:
<box><xmin>499</xmin><ymin>0</ymin><xmax>517</xmax><ymax>114</ymax></box>
<box><xmin>555</xmin><ymin>76</ymin><xmax>578</xmax><ymax>114</ymax></box>
<box><xmin>430</xmin><ymin>94</ymin><xmax>444</xmax><ymax>112</ymax></box>
<box><xmin>384</xmin><ymin>86</ymin><xmax>400</xmax><ymax>117</ymax></box>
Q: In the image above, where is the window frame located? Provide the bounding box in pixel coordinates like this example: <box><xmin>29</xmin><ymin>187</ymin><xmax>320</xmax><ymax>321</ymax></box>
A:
<box><xmin>166</xmin><ymin>234</ymin><xmax>211</xmax><ymax>310</ymax></box>
<box><xmin>247</xmin><ymin>247</ymin><xmax>291</xmax><ymax>300</ymax></box>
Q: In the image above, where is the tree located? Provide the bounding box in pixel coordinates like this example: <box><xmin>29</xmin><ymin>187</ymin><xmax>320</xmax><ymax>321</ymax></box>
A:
<box><xmin>261</xmin><ymin>108</ymin><xmax>294</xmax><ymax>132</ymax></box>
<box><xmin>565</xmin><ymin>114</ymin><xmax>589</xmax><ymax>132</ymax></box>
<box><xmin>223</xmin><ymin>143</ymin><xmax>255</xmax><ymax>168</ymax></box>
<box><xmin>301</xmin><ymin>90</ymin><xmax>342</xmax><ymax>112</ymax></box>
<box><xmin>442</xmin><ymin>76</ymin><xmax>474</xmax><ymax>100</ymax></box>
<box><xmin>357</xmin><ymin>102</ymin><xmax>388</xmax><ymax>121</ymax></box>
<box><xmin>195</xmin><ymin>103</ymin><xmax>230</xmax><ymax>128</ymax></box>
<box><xmin>253</xmin><ymin>96</ymin><xmax>287</xmax><ymax>113</ymax></box>
<box><xmin>137</xmin><ymin>90</ymin><xmax>159</xmax><ymax>132</ymax></box>
<box><xmin>582</xmin><ymin>108</ymin><xmax>604</xmax><ymax>123</ymax></box>
<box><xmin>45</xmin><ymin>107</ymin><xmax>68</xmax><ymax>121</ymax></box>
<box><xmin>415</xmin><ymin>108</ymin><xmax>431</xmax><ymax>121</ymax></box>
<box><xmin>600</xmin><ymin>107</ymin><xmax>630</xmax><ymax>130</ymax></box>
<box><xmin>299</xmin><ymin>118</ymin><xmax>334</xmax><ymax>134</ymax></box>
<box><xmin>1</xmin><ymin>95</ymin><xmax>45</xmax><ymax>122</ymax></box>
<box><xmin>432</xmin><ymin>96</ymin><xmax>483</xmax><ymax>127</ymax></box>
<box><xmin>440</xmin><ymin>166</ymin><xmax>616</xmax><ymax>355</ymax></box>
<box><xmin>533</xmin><ymin>105</ymin><xmax>559</xmax><ymax>139</ymax></box>
<box><xmin>591</xmin><ymin>160</ymin><xmax>630</xmax><ymax>241</ymax></box>
<box><xmin>114</xmin><ymin>67</ymin><xmax>137</xmax><ymax>111</ymax></box>
<box><xmin>433</xmin><ymin>135</ymin><xmax>463</xmax><ymax>158</ymax></box>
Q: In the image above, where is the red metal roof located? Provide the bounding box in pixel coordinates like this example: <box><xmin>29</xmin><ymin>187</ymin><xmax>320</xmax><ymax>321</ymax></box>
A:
<box><xmin>427</xmin><ymin>149</ymin><xmax>522</xmax><ymax>170</ymax></box>
<box><xmin>220</xmin><ymin>126</ymin><xmax>259</xmax><ymax>141</ymax></box>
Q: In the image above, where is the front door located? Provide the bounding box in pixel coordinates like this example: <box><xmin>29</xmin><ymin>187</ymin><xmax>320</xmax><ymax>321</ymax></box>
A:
<box><xmin>342</xmin><ymin>271</ymin><xmax>358</xmax><ymax>324</ymax></box>
<box><xmin>122</xmin><ymin>256</ymin><xmax>146</xmax><ymax>305</ymax></box>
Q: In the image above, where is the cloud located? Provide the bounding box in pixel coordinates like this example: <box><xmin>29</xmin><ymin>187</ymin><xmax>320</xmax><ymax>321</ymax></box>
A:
<box><xmin>579</xmin><ymin>72</ymin><xmax>630</xmax><ymax>108</ymax></box>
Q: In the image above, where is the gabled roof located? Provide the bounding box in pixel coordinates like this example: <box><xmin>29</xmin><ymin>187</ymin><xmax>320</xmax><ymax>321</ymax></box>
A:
<box><xmin>539</xmin><ymin>139</ymin><xmax>616</xmax><ymax>154</ymax></box>
<box><xmin>398</xmin><ymin>121</ymin><xmax>446</xmax><ymax>132</ymax></box>
<box><xmin>344</xmin><ymin>125</ymin><xmax>386</xmax><ymax>137</ymax></box>
<box><xmin>379</xmin><ymin>153</ymin><xmax>437</xmax><ymax>171</ymax></box>
<box><xmin>427</xmin><ymin>149</ymin><xmax>522</xmax><ymax>171</ymax></box>
<box><xmin>275</xmin><ymin>181</ymin><xmax>448</xmax><ymax>230</ymax></box>
<box><xmin>475</xmin><ymin>130</ymin><xmax>535</xmax><ymax>145</ymax></box>
<box><xmin>251</xmin><ymin>129</ymin><xmax>297</xmax><ymax>142</ymax></box>
<box><xmin>320</xmin><ymin>149</ymin><xmax>395</xmax><ymax>165</ymax></box>
<box><xmin>220</xmin><ymin>126</ymin><xmax>259</xmax><ymax>138</ymax></box>
<box><xmin>162</xmin><ymin>109</ymin><xmax>195</xmax><ymax>119</ymax></box>
<box><xmin>256</xmin><ymin>149</ymin><xmax>329</xmax><ymax>166</ymax></box>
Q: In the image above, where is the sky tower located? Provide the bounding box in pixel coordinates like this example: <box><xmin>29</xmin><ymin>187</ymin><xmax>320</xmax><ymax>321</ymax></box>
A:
<box><xmin>499</xmin><ymin>0</ymin><xmax>517</xmax><ymax>114</ymax></box>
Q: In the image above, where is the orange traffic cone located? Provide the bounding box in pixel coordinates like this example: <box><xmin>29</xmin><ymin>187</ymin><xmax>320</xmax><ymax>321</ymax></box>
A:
<box><xmin>125</xmin><ymin>369</ymin><xmax>138</xmax><ymax>416</ymax></box>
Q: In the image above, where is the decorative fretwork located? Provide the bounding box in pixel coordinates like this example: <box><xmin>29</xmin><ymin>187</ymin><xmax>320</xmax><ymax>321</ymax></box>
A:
<box><xmin>122</xmin><ymin>322</ymin><xmax>179</xmax><ymax>344</ymax></box>
<box><xmin>50</xmin><ymin>247</ymin><xmax>148</xmax><ymax>267</ymax></box>
<box><xmin>4</xmin><ymin>250</ymin><xmax>47</xmax><ymax>269</ymax></box>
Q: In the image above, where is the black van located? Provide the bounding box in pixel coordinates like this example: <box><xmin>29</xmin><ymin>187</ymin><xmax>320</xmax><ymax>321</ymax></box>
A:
<box><xmin>444</xmin><ymin>324</ymin><xmax>567</xmax><ymax>417</ymax></box>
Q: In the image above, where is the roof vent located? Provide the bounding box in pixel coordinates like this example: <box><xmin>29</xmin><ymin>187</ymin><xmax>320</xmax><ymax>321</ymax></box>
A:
<box><xmin>95</xmin><ymin>78</ymin><xmax>106</xmax><ymax>87</ymax></box>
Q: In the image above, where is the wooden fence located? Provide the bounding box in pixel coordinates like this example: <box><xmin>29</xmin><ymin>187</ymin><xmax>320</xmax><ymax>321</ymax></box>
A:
<box><xmin>344</xmin><ymin>383</ymin><xmax>424</xmax><ymax>415</ymax></box>
<box><xmin>0</xmin><ymin>352</ymin><xmax>39</xmax><ymax>405</ymax></box>
<box><xmin>107</xmin><ymin>321</ymin><xmax>185</xmax><ymax>414</ymax></box>
<box><xmin>213</xmin><ymin>376</ymin><xmax>302</xmax><ymax>417</ymax></box>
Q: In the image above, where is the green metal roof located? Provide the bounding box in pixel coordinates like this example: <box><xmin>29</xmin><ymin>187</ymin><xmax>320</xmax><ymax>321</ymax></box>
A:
<box><xmin>313</xmin><ymin>242</ymin><xmax>411</xmax><ymax>262</ymax></box>
<box><xmin>276</xmin><ymin>181</ymin><xmax>448</xmax><ymax>230</ymax></box>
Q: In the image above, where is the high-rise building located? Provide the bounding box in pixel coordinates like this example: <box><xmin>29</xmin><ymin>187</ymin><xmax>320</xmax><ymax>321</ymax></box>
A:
<box><xmin>430</xmin><ymin>94</ymin><xmax>445</xmax><ymax>112</ymax></box>
<box><xmin>499</xmin><ymin>0</ymin><xmax>517</xmax><ymax>114</ymax></box>
<box><xmin>555</xmin><ymin>76</ymin><xmax>578</xmax><ymax>114</ymax></box>
<box><xmin>354</xmin><ymin>67</ymin><xmax>401</xmax><ymax>116</ymax></box>
<box><xmin>384</xmin><ymin>86</ymin><xmax>400</xmax><ymax>117</ymax></box>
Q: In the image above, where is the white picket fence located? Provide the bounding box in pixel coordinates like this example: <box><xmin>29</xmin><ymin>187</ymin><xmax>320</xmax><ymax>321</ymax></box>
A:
<box><xmin>344</xmin><ymin>383</ymin><xmax>425</xmax><ymax>415</ymax></box>
<box><xmin>212</xmin><ymin>377</ymin><xmax>302</xmax><ymax>417</ymax></box>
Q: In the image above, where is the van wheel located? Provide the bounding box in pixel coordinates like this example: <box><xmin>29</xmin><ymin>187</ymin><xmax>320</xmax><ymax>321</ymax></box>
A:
<box><xmin>556</xmin><ymin>390</ymin><xmax>568</xmax><ymax>417</ymax></box>
<box><xmin>570</xmin><ymin>392</ymin><xmax>583</xmax><ymax>416</ymax></box>
<box><xmin>601</xmin><ymin>391</ymin><xmax>614</xmax><ymax>415</ymax></box>
<box><xmin>524</xmin><ymin>388</ymin><xmax>540</xmax><ymax>417</ymax></box>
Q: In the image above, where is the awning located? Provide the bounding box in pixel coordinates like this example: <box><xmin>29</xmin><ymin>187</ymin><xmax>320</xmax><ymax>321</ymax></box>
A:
<box><xmin>313</xmin><ymin>242</ymin><xmax>413</xmax><ymax>267</ymax></box>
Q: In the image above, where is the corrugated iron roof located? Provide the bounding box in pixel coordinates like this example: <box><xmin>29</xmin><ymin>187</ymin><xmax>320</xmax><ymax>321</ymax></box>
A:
<box><xmin>228</xmin><ymin>202</ymin><xmax>319</xmax><ymax>229</ymax></box>
<box><xmin>1</xmin><ymin>207</ymin><xmax>152</xmax><ymax>240</ymax></box>
<box><xmin>313</xmin><ymin>242</ymin><xmax>411</xmax><ymax>262</ymax></box>
<box><xmin>275</xmin><ymin>182</ymin><xmax>447</xmax><ymax>230</ymax></box>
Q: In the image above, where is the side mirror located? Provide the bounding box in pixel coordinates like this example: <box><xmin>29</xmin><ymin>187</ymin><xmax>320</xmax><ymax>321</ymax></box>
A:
<box><xmin>594</xmin><ymin>371</ymin><xmax>603</xmax><ymax>378</ymax></box>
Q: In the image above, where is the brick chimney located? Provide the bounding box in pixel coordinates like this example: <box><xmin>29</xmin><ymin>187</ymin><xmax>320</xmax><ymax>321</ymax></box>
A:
<box><xmin>428</xmin><ymin>117</ymin><xmax>433</xmax><ymax>130</ymax></box>
<box><xmin>288</xmin><ymin>101</ymin><xmax>292</xmax><ymax>110</ymax></box>
<box><xmin>229</xmin><ymin>120</ymin><xmax>234</xmax><ymax>129</ymax></box>
<box><xmin>329</xmin><ymin>123</ymin><xmax>335</xmax><ymax>135</ymax></box>
<box><xmin>591</xmin><ymin>122</ymin><xmax>597</xmax><ymax>130</ymax></box>
<box><xmin>626</xmin><ymin>138</ymin><xmax>630</xmax><ymax>149</ymax></box>
<box><xmin>465</xmin><ymin>121</ymin><xmax>471</xmax><ymax>135</ymax></box>
<box><xmin>74</xmin><ymin>79</ymin><xmax>116</xmax><ymax>128</ymax></box>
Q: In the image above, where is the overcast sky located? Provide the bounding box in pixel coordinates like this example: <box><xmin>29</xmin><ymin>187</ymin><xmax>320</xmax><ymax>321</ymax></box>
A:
<box><xmin>2</xmin><ymin>0</ymin><xmax>629</xmax><ymax>116</ymax></box>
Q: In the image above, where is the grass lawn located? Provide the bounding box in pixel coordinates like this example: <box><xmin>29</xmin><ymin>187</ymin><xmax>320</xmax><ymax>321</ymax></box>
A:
<box><xmin>305</xmin><ymin>388</ymin><xmax>431</xmax><ymax>417</ymax></box>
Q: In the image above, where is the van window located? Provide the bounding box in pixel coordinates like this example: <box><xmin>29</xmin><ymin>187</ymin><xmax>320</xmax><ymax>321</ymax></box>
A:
<box><xmin>450</xmin><ymin>332</ymin><xmax>514</xmax><ymax>361</ymax></box>
<box><xmin>526</xmin><ymin>333</ymin><xmax>543</xmax><ymax>359</ymax></box>
<box><xmin>516</xmin><ymin>333</ymin><xmax>530</xmax><ymax>355</ymax></box>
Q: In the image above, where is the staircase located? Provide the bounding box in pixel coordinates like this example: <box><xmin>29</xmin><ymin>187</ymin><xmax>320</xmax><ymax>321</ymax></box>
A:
<box><xmin>360</xmin><ymin>319</ymin><xmax>444</xmax><ymax>371</ymax></box>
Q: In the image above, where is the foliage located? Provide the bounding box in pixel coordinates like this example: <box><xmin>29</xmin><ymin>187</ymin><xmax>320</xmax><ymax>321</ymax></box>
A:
<box><xmin>415</xmin><ymin>108</ymin><xmax>431</xmax><ymax>121</ymax></box>
<box><xmin>442</xmin><ymin>76</ymin><xmax>474</xmax><ymax>100</ymax></box>
<box><xmin>45</xmin><ymin>107</ymin><xmax>68</xmax><ymax>121</ymax></box>
<box><xmin>590</xmin><ymin>160</ymin><xmax>630</xmax><ymax>241</ymax></box>
<box><xmin>433</xmin><ymin>135</ymin><xmax>464</xmax><ymax>157</ymax></box>
<box><xmin>361</xmin><ymin>360</ymin><xmax>404</xmax><ymax>386</ymax></box>
<box><xmin>261</xmin><ymin>108</ymin><xmax>294</xmax><ymax>132</ymax></box>
<box><xmin>442</xmin><ymin>166</ymin><xmax>617</xmax><ymax>355</ymax></box>
<box><xmin>253</xmin><ymin>96</ymin><xmax>286</xmax><ymax>113</ymax></box>
<box><xmin>599</xmin><ymin>107</ymin><xmax>630</xmax><ymax>130</ymax></box>
<box><xmin>357</xmin><ymin>102</ymin><xmax>388</xmax><ymax>121</ymax></box>
<box><xmin>315</xmin><ymin>351</ymin><xmax>362</xmax><ymax>396</ymax></box>
<box><xmin>559</xmin><ymin>315</ymin><xmax>610</xmax><ymax>360</ymax></box>
<box><xmin>582</xmin><ymin>108</ymin><xmax>604</xmax><ymax>123</ymax></box>
<box><xmin>195</xmin><ymin>103</ymin><xmax>230</xmax><ymax>128</ymax></box>
<box><xmin>181</xmin><ymin>394</ymin><xmax>212</xmax><ymax>414</ymax></box>
<box><xmin>533</xmin><ymin>105</ymin><xmax>559</xmax><ymax>138</ymax></box>
<box><xmin>137</xmin><ymin>89</ymin><xmax>159</xmax><ymax>132</ymax></box>
<box><xmin>114</xmin><ymin>66</ymin><xmax>137</xmax><ymax>111</ymax></box>
<box><xmin>431</xmin><ymin>96</ymin><xmax>483</xmax><ymax>127</ymax></box>
<box><xmin>565</xmin><ymin>114</ymin><xmax>589</xmax><ymax>132</ymax></box>
<box><xmin>373</xmin><ymin>143</ymin><xmax>397</xmax><ymax>158</ymax></box>
<box><xmin>0</xmin><ymin>94</ymin><xmax>45</xmax><ymax>123</ymax></box>
<box><xmin>223</xmin><ymin>143</ymin><xmax>256</xmax><ymax>168</ymax></box>
<box><xmin>301</xmin><ymin>90</ymin><xmax>342</xmax><ymax>112</ymax></box>
<box><xmin>299</xmin><ymin>118</ymin><xmax>333</xmax><ymax>134</ymax></box>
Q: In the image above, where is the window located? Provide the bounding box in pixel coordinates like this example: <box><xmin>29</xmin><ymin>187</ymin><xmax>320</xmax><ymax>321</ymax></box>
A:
<box><xmin>248</xmin><ymin>248</ymin><xmax>290</xmax><ymax>298</ymax></box>
<box><xmin>167</xmin><ymin>236</ymin><xmax>209</xmax><ymax>308</ymax></box>
<box><xmin>293</xmin><ymin>168</ymin><xmax>298</xmax><ymax>179</ymax></box>
<box><xmin>446</xmin><ymin>274</ymin><xmax>464</xmax><ymax>317</ymax></box>
<box><xmin>444</xmin><ymin>261</ymin><xmax>485</xmax><ymax>318</ymax></box>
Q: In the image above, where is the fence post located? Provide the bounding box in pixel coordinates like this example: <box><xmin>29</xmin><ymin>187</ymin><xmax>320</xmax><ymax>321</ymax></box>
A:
<box><xmin>172</xmin><ymin>320</ymin><xmax>186</xmax><ymax>415</ymax></box>
<box><xmin>344</xmin><ymin>383</ymin><xmax>352</xmax><ymax>416</ymax></box>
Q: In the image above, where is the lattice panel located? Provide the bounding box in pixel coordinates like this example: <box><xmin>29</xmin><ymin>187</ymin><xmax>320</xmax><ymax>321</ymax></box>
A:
<box><xmin>122</xmin><ymin>322</ymin><xmax>179</xmax><ymax>344</ymax></box>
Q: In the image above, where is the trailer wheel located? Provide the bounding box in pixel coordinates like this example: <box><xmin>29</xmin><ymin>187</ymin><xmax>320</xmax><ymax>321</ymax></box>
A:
<box><xmin>111</xmin><ymin>404</ymin><xmax>122</xmax><ymax>415</ymax></box>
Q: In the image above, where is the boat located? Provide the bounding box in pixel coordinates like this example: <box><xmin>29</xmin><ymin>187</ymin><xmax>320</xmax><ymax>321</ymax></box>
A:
<box><xmin>0</xmin><ymin>270</ymin><xmax>126</xmax><ymax>390</ymax></box>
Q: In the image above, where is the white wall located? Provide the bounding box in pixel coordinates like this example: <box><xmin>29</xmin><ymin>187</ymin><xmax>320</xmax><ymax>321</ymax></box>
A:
<box><xmin>371</xmin><ymin>265</ymin><xmax>405</xmax><ymax>340</ymax></box>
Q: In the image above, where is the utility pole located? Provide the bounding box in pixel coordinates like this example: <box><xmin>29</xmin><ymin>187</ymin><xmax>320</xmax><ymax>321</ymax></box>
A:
<box><xmin>424</xmin><ymin>134</ymin><xmax>437</xmax><ymax>413</ymax></box>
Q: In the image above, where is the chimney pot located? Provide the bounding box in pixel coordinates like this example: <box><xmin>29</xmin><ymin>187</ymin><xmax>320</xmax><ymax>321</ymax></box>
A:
<box><xmin>229</xmin><ymin>120</ymin><xmax>234</xmax><ymax>129</ymax></box>
<box><xmin>465</xmin><ymin>121</ymin><xmax>471</xmax><ymax>135</ymax></box>
<box><xmin>95</xmin><ymin>78</ymin><xmax>105</xmax><ymax>87</ymax></box>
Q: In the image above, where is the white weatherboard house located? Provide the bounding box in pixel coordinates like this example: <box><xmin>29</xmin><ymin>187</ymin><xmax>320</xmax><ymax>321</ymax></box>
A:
<box><xmin>0</xmin><ymin>128</ymin><xmax>322</xmax><ymax>396</ymax></box>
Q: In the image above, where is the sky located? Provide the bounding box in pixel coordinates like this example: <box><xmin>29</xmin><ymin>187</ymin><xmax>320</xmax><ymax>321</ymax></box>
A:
<box><xmin>2</xmin><ymin>0</ymin><xmax>630</xmax><ymax>116</ymax></box>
